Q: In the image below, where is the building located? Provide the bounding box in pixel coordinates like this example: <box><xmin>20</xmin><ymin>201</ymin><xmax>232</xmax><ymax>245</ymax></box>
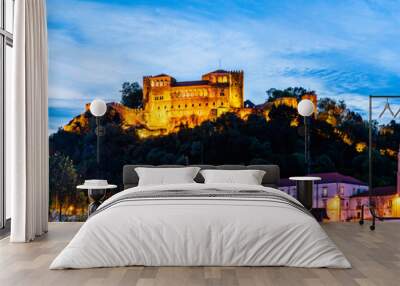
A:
<box><xmin>350</xmin><ymin>186</ymin><xmax>400</xmax><ymax>220</ymax></box>
<box><xmin>280</xmin><ymin>172</ymin><xmax>368</xmax><ymax>222</ymax></box>
<box><xmin>280</xmin><ymin>146</ymin><xmax>400</xmax><ymax>221</ymax></box>
<box><xmin>142</xmin><ymin>70</ymin><xmax>245</xmax><ymax>131</ymax></box>
<box><xmin>349</xmin><ymin>145</ymin><xmax>400</xmax><ymax>219</ymax></box>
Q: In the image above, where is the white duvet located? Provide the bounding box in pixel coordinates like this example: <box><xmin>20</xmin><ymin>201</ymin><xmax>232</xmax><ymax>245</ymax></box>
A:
<box><xmin>50</xmin><ymin>183</ymin><xmax>351</xmax><ymax>269</ymax></box>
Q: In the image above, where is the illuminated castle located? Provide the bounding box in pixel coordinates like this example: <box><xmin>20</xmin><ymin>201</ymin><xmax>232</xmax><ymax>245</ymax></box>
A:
<box><xmin>142</xmin><ymin>70</ymin><xmax>244</xmax><ymax>131</ymax></box>
<box><xmin>64</xmin><ymin>69</ymin><xmax>318</xmax><ymax>138</ymax></box>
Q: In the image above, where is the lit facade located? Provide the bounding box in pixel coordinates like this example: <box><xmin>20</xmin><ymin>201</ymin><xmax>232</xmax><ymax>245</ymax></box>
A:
<box><xmin>142</xmin><ymin>70</ymin><xmax>244</xmax><ymax>132</ymax></box>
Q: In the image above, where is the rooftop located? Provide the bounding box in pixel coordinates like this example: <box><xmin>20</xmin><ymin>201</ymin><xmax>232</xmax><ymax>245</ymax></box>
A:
<box><xmin>208</xmin><ymin>69</ymin><xmax>229</xmax><ymax>74</ymax></box>
<box><xmin>280</xmin><ymin>172</ymin><xmax>368</xmax><ymax>187</ymax></box>
<box><xmin>153</xmin><ymin>73</ymin><xmax>170</xmax><ymax>77</ymax></box>
<box><xmin>173</xmin><ymin>80</ymin><xmax>209</xmax><ymax>87</ymax></box>
<box><xmin>351</xmin><ymin>186</ymin><xmax>397</xmax><ymax>197</ymax></box>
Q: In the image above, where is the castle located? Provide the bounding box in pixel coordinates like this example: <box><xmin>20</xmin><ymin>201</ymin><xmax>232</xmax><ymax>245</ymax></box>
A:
<box><xmin>142</xmin><ymin>70</ymin><xmax>245</xmax><ymax>131</ymax></box>
<box><xmin>64</xmin><ymin>69</ymin><xmax>318</xmax><ymax>138</ymax></box>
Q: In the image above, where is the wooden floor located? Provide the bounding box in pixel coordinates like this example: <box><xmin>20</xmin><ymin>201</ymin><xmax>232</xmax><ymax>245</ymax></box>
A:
<box><xmin>0</xmin><ymin>222</ymin><xmax>399</xmax><ymax>286</ymax></box>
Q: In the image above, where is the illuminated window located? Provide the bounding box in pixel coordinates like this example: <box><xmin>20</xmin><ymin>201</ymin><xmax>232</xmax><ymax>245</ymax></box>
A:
<box><xmin>322</xmin><ymin>187</ymin><xmax>328</xmax><ymax>197</ymax></box>
<box><xmin>339</xmin><ymin>186</ymin><xmax>345</xmax><ymax>196</ymax></box>
<box><xmin>151</xmin><ymin>81</ymin><xmax>154</xmax><ymax>87</ymax></box>
<box><xmin>223</xmin><ymin>76</ymin><xmax>228</xmax><ymax>83</ymax></box>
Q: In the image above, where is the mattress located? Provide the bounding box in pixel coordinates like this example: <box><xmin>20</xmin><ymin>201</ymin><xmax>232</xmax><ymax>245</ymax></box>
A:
<box><xmin>50</xmin><ymin>183</ymin><xmax>351</xmax><ymax>269</ymax></box>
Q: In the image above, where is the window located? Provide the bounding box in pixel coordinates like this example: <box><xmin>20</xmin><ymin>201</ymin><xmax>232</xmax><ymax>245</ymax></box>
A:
<box><xmin>1</xmin><ymin>0</ymin><xmax>14</xmax><ymax>230</ymax></box>
<box><xmin>322</xmin><ymin>186</ymin><xmax>328</xmax><ymax>197</ymax></box>
<box><xmin>339</xmin><ymin>185</ymin><xmax>345</xmax><ymax>196</ymax></box>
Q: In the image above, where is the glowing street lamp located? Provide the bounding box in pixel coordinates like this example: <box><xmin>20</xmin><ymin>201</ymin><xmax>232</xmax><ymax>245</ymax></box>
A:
<box><xmin>90</xmin><ymin>99</ymin><xmax>107</xmax><ymax>165</ymax></box>
<box><xmin>297</xmin><ymin>99</ymin><xmax>315</xmax><ymax>174</ymax></box>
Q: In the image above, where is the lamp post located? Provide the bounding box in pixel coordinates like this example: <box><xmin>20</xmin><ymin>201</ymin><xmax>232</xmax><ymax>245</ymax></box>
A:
<box><xmin>89</xmin><ymin>99</ymin><xmax>107</xmax><ymax>165</ymax></box>
<box><xmin>297</xmin><ymin>99</ymin><xmax>314</xmax><ymax>175</ymax></box>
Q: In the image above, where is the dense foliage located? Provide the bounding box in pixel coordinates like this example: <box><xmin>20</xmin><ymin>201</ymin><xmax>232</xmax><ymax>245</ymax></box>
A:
<box><xmin>120</xmin><ymin>81</ymin><xmax>143</xmax><ymax>108</ymax></box>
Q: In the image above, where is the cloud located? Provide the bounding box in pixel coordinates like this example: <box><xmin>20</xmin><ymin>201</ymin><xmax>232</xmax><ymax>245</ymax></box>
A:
<box><xmin>47</xmin><ymin>0</ymin><xmax>400</xmax><ymax>131</ymax></box>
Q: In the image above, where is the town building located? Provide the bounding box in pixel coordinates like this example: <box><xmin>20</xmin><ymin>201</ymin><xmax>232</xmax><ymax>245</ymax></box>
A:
<box><xmin>280</xmin><ymin>173</ymin><xmax>368</xmax><ymax>222</ymax></box>
<box><xmin>280</xmin><ymin>146</ymin><xmax>400</xmax><ymax>221</ymax></box>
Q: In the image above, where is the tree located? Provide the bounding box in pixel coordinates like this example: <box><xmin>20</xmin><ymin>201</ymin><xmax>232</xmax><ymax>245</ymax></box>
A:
<box><xmin>266</xmin><ymin>87</ymin><xmax>315</xmax><ymax>101</ymax></box>
<box><xmin>120</xmin><ymin>82</ymin><xmax>143</xmax><ymax>108</ymax></box>
<box><xmin>49</xmin><ymin>152</ymin><xmax>78</xmax><ymax>221</ymax></box>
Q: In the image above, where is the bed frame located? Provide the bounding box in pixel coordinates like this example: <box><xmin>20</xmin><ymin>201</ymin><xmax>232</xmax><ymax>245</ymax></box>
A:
<box><xmin>123</xmin><ymin>164</ymin><xmax>280</xmax><ymax>190</ymax></box>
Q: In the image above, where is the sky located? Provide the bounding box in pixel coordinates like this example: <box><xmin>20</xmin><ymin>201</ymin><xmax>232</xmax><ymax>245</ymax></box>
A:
<box><xmin>47</xmin><ymin>0</ymin><xmax>400</xmax><ymax>134</ymax></box>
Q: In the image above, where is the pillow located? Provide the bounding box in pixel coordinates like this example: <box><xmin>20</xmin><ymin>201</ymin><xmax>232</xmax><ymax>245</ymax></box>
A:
<box><xmin>135</xmin><ymin>167</ymin><xmax>201</xmax><ymax>186</ymax></box>
<box><xmin>200</xmin><ymin>169</ymin><xmax>266</xmax><ymax>185</ymax></box>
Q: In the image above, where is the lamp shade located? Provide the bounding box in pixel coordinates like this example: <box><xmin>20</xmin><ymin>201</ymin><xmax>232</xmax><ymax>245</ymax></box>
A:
<box><xmin>90</xmin><ymin>99</ymin><xmax>107</xmax><ymax>117</ymax></box>
<box><xmin>297</xmin><ymin>99</ymin><xmax>314</xmax><ymax>117</ymax></box>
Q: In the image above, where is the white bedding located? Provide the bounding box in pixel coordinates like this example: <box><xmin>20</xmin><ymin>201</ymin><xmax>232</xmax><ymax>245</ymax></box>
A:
<box><xmin>50</xmin><ymin>183</ymin><xmax>351</xmax><ymax>269</ymax></box>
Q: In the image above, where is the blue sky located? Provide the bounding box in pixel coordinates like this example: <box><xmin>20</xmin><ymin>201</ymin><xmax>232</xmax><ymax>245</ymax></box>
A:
<box><xmin>47</xmin><ymin>0</ymin><xmax>400</xmax><ymax>133</ymax></box>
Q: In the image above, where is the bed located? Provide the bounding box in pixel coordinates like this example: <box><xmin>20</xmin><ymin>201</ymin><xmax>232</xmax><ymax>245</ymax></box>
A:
<box><xmin>50</xmin><ymin>164</ymin><xmax>351</xmax><ymax>269</ymax></box>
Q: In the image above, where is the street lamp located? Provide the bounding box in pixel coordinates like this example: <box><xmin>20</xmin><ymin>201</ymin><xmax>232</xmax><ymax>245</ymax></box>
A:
<box><xmin>89</xmin><ymin>99</ymin><xmax>107</xmax><ymax>165</ymax></box>
<box><xmin>297</xmin><ymin>99</ymin><xmax>314</xmax><ymax>174</ymax></box>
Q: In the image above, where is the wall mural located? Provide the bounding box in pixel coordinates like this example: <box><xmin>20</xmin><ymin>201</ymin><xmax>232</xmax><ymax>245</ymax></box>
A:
<box><xmin>47</xmin><ymin>0</ymin><xmax>400</xmax><ymax>222</ymax></box>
